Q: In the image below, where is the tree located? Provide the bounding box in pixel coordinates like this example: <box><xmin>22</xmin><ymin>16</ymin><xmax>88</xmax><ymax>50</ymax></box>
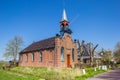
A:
<box><xmin>77</xmin><ymin>40</ymin><xmax>85</xmax><ymax>63</ymax></box>
<box><xmin>77</xmin><ymin>40</ymin><xmax>98</xmax><ymax>65</ymax></box>
<box><xmin>101</xmin><ymin>50</ymin><xmax>112</xmax><ymax>65</ymax></box>
<box><xmin>114</xmin><ymin>42</ymin><xmax>120</xmax><ymax>64</ymax></box>
<box><xmin>4</xmin><ymin>36</ymin><xmax>23</xmax><ymax>62</ymax></box>
<box><xmin>88</xmin><ymin>42</ymin><xmax>98</xmax><ymax>66</ymax></box>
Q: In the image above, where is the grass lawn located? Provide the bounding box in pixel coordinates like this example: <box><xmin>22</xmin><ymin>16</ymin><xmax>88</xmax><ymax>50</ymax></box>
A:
<box><xmin>75</xmin><ymin>68</ymin><xmax>108</xmax><ymax>80</ymax></box>
<box><xmin>10</xmin><ymin>66</ymin><xmax>82</xmax><ymax>80</ymax></box>
<box><xmin>0</xmin><ymin>61</ymin><xmax>8</xmax><ymax>69</ymax></box>
<box><xmin>0</xmin><ymin>65</ymin><xmax>110</xmax><ymax>80</ymax></box>
<box><xmin>0</xmin><ymin>70</ymin><xmax>39</xmax><ymax>80</ymax></box>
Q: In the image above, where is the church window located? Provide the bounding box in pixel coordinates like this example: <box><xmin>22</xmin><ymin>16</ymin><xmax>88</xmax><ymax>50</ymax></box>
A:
<box><xmin>40</xmin><ymin>52</ymin><xmax>42</xmax><ymax>62</ymax></box>
<box><xmin>61</xmin><ymin>47</ymin><xmax>64</xmax><ymax>61</ymax></box>
<box><xmin>32</xmin><ymin>53</ymin><xmax>34</xmax><ymax>62</ymax></box>
<box><xmin>72</xmin><ymin>48</ymin><xmax>74</xmax><ymax>62</ymax></box>
<box><xmin>26</xmin><ymin>54</ymin><xmax>28</xmax><ymax>62</ymax></box>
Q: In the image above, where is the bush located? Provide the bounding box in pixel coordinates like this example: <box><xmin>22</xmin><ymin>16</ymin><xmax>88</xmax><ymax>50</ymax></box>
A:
<box><xmin>116</xmin><ymin>64</ymin><xmax>120</xmax><ymax>68</ymax></box>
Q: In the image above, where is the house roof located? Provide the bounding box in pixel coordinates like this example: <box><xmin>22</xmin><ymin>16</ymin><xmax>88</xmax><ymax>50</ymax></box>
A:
<box><xmin>20</xmin><ymin>37</ymin><xmax>56</xmax><ymax>53</ymax></box>
<box><xmin>83</xmin><ymin>44</ymin><xmax>90</xmax><ymax>56</ymax></box>
<box><xmin>83</xmin><ymin>44</ymin><xmax>101</xmax><ymax>59</ymax></box>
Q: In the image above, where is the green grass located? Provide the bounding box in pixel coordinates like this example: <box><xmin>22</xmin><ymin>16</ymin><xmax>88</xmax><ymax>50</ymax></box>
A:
<box><xmin>75</xmin><ymin>68</ymin><xmax>107</xmax><ymax>80</ymax></box>
<box><xmin>0</xmin><ymin>61</ymin><xmax>6</xmax><ymax>69</ymax></box>
<box><xmin>116</xmin><ymin>64</ymin><xmax>120</xmax><ymax>68</ymax></box>
<box><xmin>10</xmin><ymin>66</ymin><xmax>82</xmax><ymax>80</ymax></box>
<box><xmin>0</xmin><ymin>66</ymin><xmax>110</xmax><ymax>80</ymax></box>
<box><xmin>0</xmin><ymin>70</ymin><xmax>39</xmax><ymax>80</ymax></box>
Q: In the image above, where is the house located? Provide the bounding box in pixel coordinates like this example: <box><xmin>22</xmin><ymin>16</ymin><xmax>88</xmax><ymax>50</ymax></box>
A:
<box><xmin>19</xmin><ymin>9</ymin><xmax>78</xmax><ymax>68</ymax></box>
<box><xmin>77</xmin><ymin>41</ymin><xmax>99</xmax><ymax>64</ymax></box>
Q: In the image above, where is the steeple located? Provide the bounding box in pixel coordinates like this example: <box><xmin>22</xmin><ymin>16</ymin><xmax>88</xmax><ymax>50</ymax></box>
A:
<box><xmin>60</xmin><ymin>9</ymin><xmax>72</xmax><ymax>36</ymax></box>
<box><xmin>61</xmin><ymin>9</ymin><xmax>68</xmax><ymax>21</ymax></box>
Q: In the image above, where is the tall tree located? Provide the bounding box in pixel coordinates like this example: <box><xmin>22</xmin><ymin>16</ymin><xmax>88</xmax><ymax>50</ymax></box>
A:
<box><xmin>77</xmin><ymin>40</ymin><xmax>98</xmax><ymax>65</ymax></box>
<box><xmin>77</xmin><ymin>40</ymin><xmax>85</xmax><ymax>63</ymax></box>
<box><xmin>88</xmin><ymin>42</ymin><xmax>98</xmax><ymax>66</ymax></box>
<box><xmin>114</xmin><ymin>42</ymin><xmax>120</xmax><ymax>64</ymax></box>
<box><xmin>4</xmin><ymin>36</ymin><xmax>23</xmax><ymax>62</ymax></box>
<box><xmin>101</xmin><ymin>50</ymin><xmax>112</xmax><ymax>65</ymax></box>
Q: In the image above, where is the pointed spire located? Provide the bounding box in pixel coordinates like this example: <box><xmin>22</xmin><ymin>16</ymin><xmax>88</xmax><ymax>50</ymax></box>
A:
<box><xmin>62</xmin><ymin>9</ymin><xmax>68</xmax><ymax>21</ymax></box>
<box><xmin>60</xmin><ymin>9</ymin><xmax>72</xmax><ymax>35</ymax></box>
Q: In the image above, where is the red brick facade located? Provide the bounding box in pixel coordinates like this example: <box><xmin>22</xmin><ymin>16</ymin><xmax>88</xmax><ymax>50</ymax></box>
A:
<box><xmin>19</xmin><ymin>9</ymin><xmax>78</xmax><ymax>68</ymax></box>
<box><xmin>19</xmin><ymin>49</ymin><xmax>55</xmax><ymax>67</ymax></box>
<box><xmin>19</xmin><ymin>33</ymin><xmax>78</xmax><ymax>68</ymax></box>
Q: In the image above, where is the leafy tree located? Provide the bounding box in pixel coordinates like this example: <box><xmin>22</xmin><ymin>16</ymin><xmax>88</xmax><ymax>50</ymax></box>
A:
<box><xmin>3</xmin><ymin>36</ymin><xmax>23</xmax><ymax>62</ymax></box>
<box><xmin>101</xmin><ymin>50</ymin><xmax>112</xmax><ymax>65</ymax></box>
<box><xmin>114</xmin><ymin>42</ymin><xmax>120</xmax><ymax>64</ymax></box>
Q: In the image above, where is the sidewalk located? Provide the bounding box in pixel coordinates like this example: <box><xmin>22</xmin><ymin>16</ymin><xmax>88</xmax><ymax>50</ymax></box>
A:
<box><xmin>88</xmin><ymin>68</ymin><xmax>120</xmax><ymax>80</ymax></box>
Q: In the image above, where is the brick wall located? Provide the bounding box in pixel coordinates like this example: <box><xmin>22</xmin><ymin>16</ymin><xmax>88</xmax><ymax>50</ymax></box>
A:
<box><xmin>19</xmin><ymin>49</ymin><xmax>55</xmax><ymax>67</ymax></box>
<box><xmin>19</xmin><ymin>33</ymin><xmax>78</xmax><ymax>68</ymax></box>
<box><xmin>55</xmin><ymin>33</ymin><xmax>78</xmax><ymax>68</ymax></box>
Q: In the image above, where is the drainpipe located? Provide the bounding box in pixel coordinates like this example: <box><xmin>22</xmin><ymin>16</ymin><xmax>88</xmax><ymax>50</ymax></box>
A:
<box><xmin>54</xmin><ymin>48</ymin><xmax>56</xmax><ymax>67</ymax></box>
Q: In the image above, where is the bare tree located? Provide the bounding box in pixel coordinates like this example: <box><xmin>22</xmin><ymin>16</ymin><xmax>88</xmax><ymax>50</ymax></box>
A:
<box><xmin>3</xmin><ymin>36</ymin><xmax>23</xmax><ymax>62</ymax></box>
<box><xmin>88</xmin><ymin>42</ymin><xmax>98</xmax><ymax>66</ymax></box>
<box><xmin>77</xmin><ymin>40</ymin><xmax>85</xmax><ymax>63</ymax></box>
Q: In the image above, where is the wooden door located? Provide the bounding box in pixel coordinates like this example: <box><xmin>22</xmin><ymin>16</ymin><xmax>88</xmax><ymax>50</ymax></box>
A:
<box><xmin>67</xmin><ymin>55</ymin><xmax>70</xmax><ymax>68</ymax></box>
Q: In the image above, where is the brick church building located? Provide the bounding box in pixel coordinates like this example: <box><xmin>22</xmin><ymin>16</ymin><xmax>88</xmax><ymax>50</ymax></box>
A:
<box><xmin>19</xmin><ymin>9</ymin><xmax>78</xmax><ymax>68</ymax></box>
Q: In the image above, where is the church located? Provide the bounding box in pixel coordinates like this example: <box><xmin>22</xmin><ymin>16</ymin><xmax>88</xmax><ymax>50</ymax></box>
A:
<box><xmin>19</xmin><ymin>9</ymin><xmax>78</xmax><ymax>68</ymax></box>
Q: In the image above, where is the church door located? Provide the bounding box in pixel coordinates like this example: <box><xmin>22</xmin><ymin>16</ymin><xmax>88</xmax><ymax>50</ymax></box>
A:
<box><xmin>67</xmin><ymin>55</ymin><xmax>70</xmax><ymax>68</ymax></box>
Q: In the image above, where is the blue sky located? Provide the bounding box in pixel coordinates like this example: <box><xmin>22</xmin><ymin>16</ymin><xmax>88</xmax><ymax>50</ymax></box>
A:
<box><xmin>0</xmin><ymin>0</ymin><xmax>120</xmax><ymax>60</ymax></box>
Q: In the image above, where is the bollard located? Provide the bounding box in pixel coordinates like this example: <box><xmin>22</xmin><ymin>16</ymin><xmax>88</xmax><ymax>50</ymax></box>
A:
<box><xmin>98</xmin><ymin>66</ymin><xmax>101</xmax><ymax>70</ymax></box>
<box><xmin>105</xmin><ymin>65</ymin><xmax>107</xmax><ymax>70</ymax></box>
<box><xmin>109</xmin><ymin>65</ymin><xmax>111</xmax><ymax>68</ymax></box>
<box><xmin>94</xmin><ymin>67</ymin><xmax>97</xmax><ymax>71</ymax></box>
<box><xmin>82</xmin><ymin>69</ymin><xmax>86</xmax><ymax>75</ymax></box>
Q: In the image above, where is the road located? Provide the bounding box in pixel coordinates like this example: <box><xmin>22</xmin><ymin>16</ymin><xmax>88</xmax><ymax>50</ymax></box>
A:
<box><xmin>88</xmin><ymin>68</ymin><xmax>120</xmax><ymax>80</ymax></box>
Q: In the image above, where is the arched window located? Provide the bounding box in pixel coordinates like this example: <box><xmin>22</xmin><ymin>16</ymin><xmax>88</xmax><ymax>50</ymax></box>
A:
<box><xmin>32</xmin><ymin>53</ymin><xmax>34</xmax><ymax>62</ymax></box>
<box><xmin>72</xmin><ymin>48</ymin><xmax>74</xmax><ymax>62</ymax></box>
<box><xmin>61</xmin><ymin>47</ymin><xmax>64</xmax><ymax>61</ymax></box>
<box><xmin>26</xmin><ymin>54</ymin><xmax>28</xmax><ymax>62</ymax></box>
<box><xmin>40</xmin><ymin>52</ymin><xmax>42</xmax><ymax>62</ymax></box>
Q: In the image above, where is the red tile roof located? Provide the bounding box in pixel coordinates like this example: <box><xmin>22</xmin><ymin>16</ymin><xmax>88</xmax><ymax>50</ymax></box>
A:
<box><xmin>21</xmin><ymin>37</ymin><xmax>55</xmax><ymax>53</ymax></box>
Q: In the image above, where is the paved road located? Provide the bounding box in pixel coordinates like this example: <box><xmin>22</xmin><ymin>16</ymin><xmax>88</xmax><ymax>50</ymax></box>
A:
<box><xmin>88</xmin><ymin>68</ymin><xmax>120</xmax><ymax>80</ymax></box>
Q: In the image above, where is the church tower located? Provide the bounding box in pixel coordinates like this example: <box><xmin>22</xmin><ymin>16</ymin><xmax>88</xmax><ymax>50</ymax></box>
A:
<box><xmin>60</xmin><ymin>9</ymin><xmax>72</xmax><ymax>36</ymax></box>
